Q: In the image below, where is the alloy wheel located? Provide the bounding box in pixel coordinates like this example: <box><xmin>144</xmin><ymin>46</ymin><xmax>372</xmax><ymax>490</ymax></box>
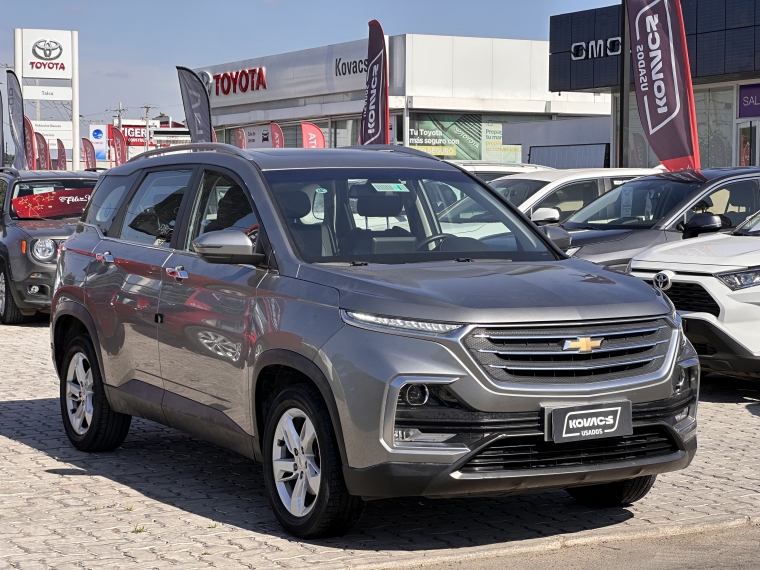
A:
<box><xmin>65</xmin><ymin>352</ymin><xmax>94</xmax><ymax>435</ymax></box>
<box><xmin>197</xmin><ymin>330</ymin><xmax>241</xmax><ymax>361</ymax></box>
<box><xmin>271</xmin><ymin>408</ymin><xmax>322</xmax><ymax>518</ymax></box>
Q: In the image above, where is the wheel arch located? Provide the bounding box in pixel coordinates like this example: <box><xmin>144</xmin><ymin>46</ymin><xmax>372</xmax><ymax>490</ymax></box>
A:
<box><xmin>252</xmin><ymin>349</ymin><xmax>348</xmax><ymax>465</ymax></box>
<box><xmin>52</xmin><ymin>300</ymin><xmax>105</xmax><ymax>384</ymax></box>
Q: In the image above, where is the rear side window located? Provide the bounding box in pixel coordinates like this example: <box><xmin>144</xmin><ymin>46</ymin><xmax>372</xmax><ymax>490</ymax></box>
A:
<box><xmin>82</xmin><ymin>173</ymin><xmax>138</xmax><ymax>236</ymax></box>
<box><xmin>0</xmin><ymin>179</ymin><xmax>7</xmax><ymax>212</ymax></box>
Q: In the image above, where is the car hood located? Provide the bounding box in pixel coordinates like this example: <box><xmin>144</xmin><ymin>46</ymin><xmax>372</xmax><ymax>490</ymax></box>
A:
<box><xmin>566</xmin><ymin>228</ymin><xmax>634</xmax><ymax>246</ymax></box>
<box><xmin>634</xmin><ymin>232</ymin><xmax>760</xmax><ymax>269</ymax></box>
<box><xmin>297</xmin><ymin>258</ymin><xmax>670</xmax><ymax>325</ymax></box>
<box><xmin>10</xmin><ymin>219</ymin><xmax>79</xmax><ymax>238</ymax></box>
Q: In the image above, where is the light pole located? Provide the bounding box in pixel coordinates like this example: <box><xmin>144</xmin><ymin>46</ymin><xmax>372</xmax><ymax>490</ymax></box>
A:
<box><xmin>618</xmin><ymin>0</ymin><xmax>630</xmax><ymax>168</ymax></box>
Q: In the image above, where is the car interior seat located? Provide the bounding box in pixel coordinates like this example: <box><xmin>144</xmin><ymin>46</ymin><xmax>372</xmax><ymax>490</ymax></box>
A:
<box><xmin>725</xmin><ymin>183</ymin><xmax>759</xmax><ymax>227</ymax></box>
<box><xmin>276</xmin><ymin>190</ymin><xmax>335</xmax><ymax>259</ymax></box>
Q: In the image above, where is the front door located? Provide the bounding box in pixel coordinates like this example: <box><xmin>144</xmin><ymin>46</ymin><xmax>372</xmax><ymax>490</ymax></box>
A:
<box><xmin>738</xmin><ymin>122</ymin><xmax>757</xmax><ymax>166</ymax></box>
<box><xmin>157</xmin><ymin>168</ymin><xmax>265</xmax><ymax>440</ymax></box>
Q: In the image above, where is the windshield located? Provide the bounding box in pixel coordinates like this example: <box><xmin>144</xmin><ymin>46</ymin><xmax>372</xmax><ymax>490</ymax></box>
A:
<box><xmin>262</xmin><ymin>168</ymin><xmax>555</xmax><ymax>264</ymax></box>
<box><xmin>11</xmin><ymin>179</ymin><xmax>97</xmax><ymax>220</ymax></box>
<box><xmin>474</xmin><ymin>171</ymin><xmax>519</xmax><ymax>183</ymax></box>
<box><xmin>563</xmin><ymin>177</ymin><xmax>702</xmax><ymax>230</ymax></box>
<box><xmin>735</xmin><ymin>210</ymin><xmax>760</xmax><ymax>235</ymax></box>
<box><xmin>490</xmin><ymin>178</ymin><xmax>549</xmax><ymax>206</ymax></box>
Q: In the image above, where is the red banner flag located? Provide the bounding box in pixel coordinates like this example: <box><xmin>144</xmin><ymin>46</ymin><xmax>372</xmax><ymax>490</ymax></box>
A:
<box><xmin>301</xmin><ymin>122</ymin><xmax>326</xmax><ymax>149</ymax></box>
<box><xmin>235</xmin><ymin>128</ymin><xmax>247</xmax><ymax>149</ymax></box>
<box><xmin>271</xmin><ymin>122</ymin><xmax>284</xmax><ymax>148</ymax></box>
<box><xmin>34</xmin><ymin>132</ymin><xmax>52</xmax><ymax>170</ymax></box>
<box><xmin>112</xmin><ymin>127</ymin><xmax>128</xmax><ymax>166</ymax></box>
<box><xmin>57</xmin><ymin>139</ymin><xmax>67</xmax><ymax>170</ymax></box>
<box><xmin>359</xmin><ymin>20</ymin><xmax>390</xmax><ymax>145</ymax></box>
<box><xmin>23</xmin><ymin>116</ymin><xmax>37</xmax><ymax>170</ymax></box>
<box><xmin>82</xmin><ymin>138</ymin><xmax>96</xmax><ymax>169</ymax></box>
<box><xmin>626</xmin><ymin>0</ymin><xmax>699</xmax><ymax>171</ymax></box>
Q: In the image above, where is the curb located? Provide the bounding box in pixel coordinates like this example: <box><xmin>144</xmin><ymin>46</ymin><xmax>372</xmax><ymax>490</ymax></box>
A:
<box><xmin>349</xmin><ymin>514</ymin><xmax>757</xmax><ymax>569</ymax></box>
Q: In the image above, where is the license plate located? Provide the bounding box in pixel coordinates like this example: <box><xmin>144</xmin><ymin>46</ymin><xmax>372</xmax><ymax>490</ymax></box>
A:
<box><xmin>551</xmin><ymin>401</ymin><xmax>633</xmax><ymax>443</ymax></box>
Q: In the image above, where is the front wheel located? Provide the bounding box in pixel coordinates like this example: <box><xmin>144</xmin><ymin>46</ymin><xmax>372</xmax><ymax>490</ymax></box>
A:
<box><xmin>262</xmin><ymin>384</ymin><xmax>364</xmax><ymax>538</ymax></box>
<box><xmin>0</xmin><ymin>265</ymin><xmax>24</xmax><ymax>325</ymax></box>
<box><xmin>566</xmin><ymin>474</ymin><xmax>657</xmax><ymax>507</ymax></box>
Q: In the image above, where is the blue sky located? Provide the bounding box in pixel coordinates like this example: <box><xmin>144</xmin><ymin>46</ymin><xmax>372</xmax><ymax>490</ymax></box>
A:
<box><xmin>1</xmin><ymin>0</ymin><xmax>614</xmax><ymax>144</ymax></box>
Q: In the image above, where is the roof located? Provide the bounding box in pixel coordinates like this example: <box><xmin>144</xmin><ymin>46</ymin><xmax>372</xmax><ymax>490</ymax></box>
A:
<box><xmin>0</xmin><ymin>169</ymin><xmax>99</xmax><ymax>180</ymax></box>
<box><xmin>495</xmin><ymin>168</ymin><xmax>658</xmax><ymax>183</ymax></box>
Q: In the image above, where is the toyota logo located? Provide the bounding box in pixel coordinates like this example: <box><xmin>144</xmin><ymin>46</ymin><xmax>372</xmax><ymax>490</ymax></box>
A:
<box><xmin>653</xmin><ymin>272</ymin><xmax>672</xmax><ymax>291</ymax></box>
<box><xmin>32</xmin><ymin>39</ymin><xmax>63</xmax><ymax>61</ymax></box>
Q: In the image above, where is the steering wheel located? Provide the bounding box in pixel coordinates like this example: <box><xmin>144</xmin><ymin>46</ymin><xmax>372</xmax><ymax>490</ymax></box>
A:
<box><xmin>416</xmin><ymin>233</ymin><xmax>456</xmax><ymax>251</ymax></box>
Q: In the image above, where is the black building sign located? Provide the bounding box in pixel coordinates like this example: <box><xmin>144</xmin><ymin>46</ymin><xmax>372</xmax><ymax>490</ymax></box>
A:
<box><xmin>550</xmin><ymin>0</ymin><xmax>760</xmax><ymax>93</ymax></box>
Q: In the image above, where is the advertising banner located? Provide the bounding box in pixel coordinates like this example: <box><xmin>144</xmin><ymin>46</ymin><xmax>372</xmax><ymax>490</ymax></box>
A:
<box><xmin>6</xmin><ymin>71</ymin><xmax>27</xmax><ymax>170</ymax></box>
<box><xmin>0</xmin><ymin>90</ymin><xmax>3</xmax><ymax>166</ymax></box>
<box><xmin>177</xmin><ymin>66</ymin><xmax>213</xmax><ymax>143</ymax></box>
<box><xmin>271</xmin><ymin>123</ymin><xmax>284</xmax><ymax>148</ymax></box>
<box><xmin>31</xmin><ymin>120</ymin><xmax>73</xmax><ymax>149</ymax></box>
<box><xmin>35</xmin><ymin>132</ymin><xmax>52</xmax><ymax>170</ymax></box>
<box><xmin>89</xmin><ymin>125</ymin><xmax>108</xmax><ymax>160</ymax></box>
<box><xmin>359</xmin><ymin>20</ymin><xmax>390</xmax><ymax>145</ymax></box>
<box><xmin>12</xmin><ymin>187</ymin><xmax>91</xmax><ymax>219</ymax></box>
<box><xmin>82</xmin><ymin>138</ymin><xmax>96</xmax><ymax>169</ymax></box>
<box><xmin>23</xmin><ymin>116</ymin><xmax>37</xmax><ymax>171</ymax></box>
<box><xmin>235</xmin><ymin>125</ymin><xmax>273</xmax><ymax>149</ymax></box>
<box><xmin>21</xmin><ymin>29</ymin><xmax>73</xmax><ymax>80</ymax></box>
<box><xmin>57</xmin><ymin>139</ymin><xmax>67</xmax><ymax>170</ymax></box>
<box><xmin>112</xmin><ymin>127</ymin><xmax>127</xmax><ymax>166</ymax></box>
<box><xmin>481</xmin><ymin>123</ymin><xmax>521</xmax><ymax>163</ymax></box>
<box><xmin>235</xmin><ymin>128</ymin><xmax>246</xmax><ymax>149</ymax></box>
<box><xmin>301</xmin><ymin>122</ymin><xmax>326</xmax><ymax>148</ymax></box>
<box><xmin>409</xmin><ymin>114</ymin><xmax>481</xmax><ymax>159</ymax></box>
<box><xmin>626</xmin><ymin>0</ymin><xmax>700</xmax><ymax>171</ymax></box>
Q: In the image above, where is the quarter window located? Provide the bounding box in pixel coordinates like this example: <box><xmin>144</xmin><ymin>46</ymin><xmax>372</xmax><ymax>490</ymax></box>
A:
<box><xmin>119</xmin><ymin>170</ymin><xmax>192</xmax><ymax>247</ymax></box>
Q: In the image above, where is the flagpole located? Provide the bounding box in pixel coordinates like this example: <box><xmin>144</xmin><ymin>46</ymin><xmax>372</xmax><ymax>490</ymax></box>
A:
<box><xmin>618</xmin><ymin>0</ymin><xmax>630</xmax><ymax>167</ymax></box>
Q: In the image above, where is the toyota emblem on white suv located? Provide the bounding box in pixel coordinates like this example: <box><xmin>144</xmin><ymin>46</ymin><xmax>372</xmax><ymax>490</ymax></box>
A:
<box><xmin>32</xmin><ymin>39</ymin><xmax>63</xmax><ymax>61</ymax></box>
<box><xmin>653</xmin><ymin>271</ymin><xmax>672</xmax><ymax>291</ymax></box>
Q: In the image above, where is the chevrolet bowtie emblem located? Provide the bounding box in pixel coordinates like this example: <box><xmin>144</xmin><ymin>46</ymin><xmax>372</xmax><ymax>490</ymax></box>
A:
<box><xmin>563</xmin><ymin>337</ymin><xmax>603</xmax><ymax>353</ymax></box>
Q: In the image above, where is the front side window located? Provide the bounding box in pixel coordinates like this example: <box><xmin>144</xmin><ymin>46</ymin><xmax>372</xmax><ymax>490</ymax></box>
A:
<box><xmin>564</xmin><ymin>177</ymin><xmax>703</xmax><ymax>230</ymax></box>
<box><xmin>82</xmin><ymin>173</ymin><xmax>138</xmax><ymax>236</ymax></box>
<box><xmin>119</xmin><ymin>170</ymin><xmax>192</xmax><ymax>247</ymax></box>
<box><xmin>185</xmin><ymin>171</ymin><xmax>257</xmax><ymax>250</ymax></box>
<box><xmin>263</xmin><ymin>167</ymin><xmax>554</xmax><ymax>264</ymax></box>
<box><xmin>10</xmin><ymin>178</ymin><xmax>97</xmax><ymax>220</ymax></box>
<box><xmin>682</xmin><ymin>179</ymin><xmax>760</xmax><ymax>229</ymax></box>
<box><xmin>0</xmin><ymin>179</ymin><xmax>7</xmax><ymax>213</ymax></box>
<box><xmin>534</xmin><ymin>180</ymin><xmax>599</xmax><ymax>222</ymax></box>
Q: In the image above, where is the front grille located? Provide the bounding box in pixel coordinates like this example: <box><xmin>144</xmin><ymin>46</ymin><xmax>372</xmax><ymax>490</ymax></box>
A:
<box><xmin>464</xmin><ymin>318</ymin><xmax>673</xmax><ymax>384</ymax></box>
<box><xmin>458</xmin><ymin>426</ymin><xmax>679</xmax><ymax>473</ymax></box>
<box><xmin>395</xmin><ymin>408</ymin><xmax>543</xmax><ymax>435</ymax></box>
<box><xmin>645</xmin><ymin>281</ymin><xmax>721</xmax><ymax>317</ymax></box>
<box><xmin>692</xmin><ymin>342</ymin><xmax>717</xmax><ymax>356</ymax></box>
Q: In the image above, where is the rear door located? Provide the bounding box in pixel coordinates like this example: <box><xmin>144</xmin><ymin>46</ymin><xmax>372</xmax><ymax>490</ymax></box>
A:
<box><xmin>157</xmin><ymin>166</ymin><xmax>265</xmax><ymax>443</ymax></box>
<box><xmin>87</xmin><ymin>167</ymin><xmax>195</xmax><ymax>420</ymax></box>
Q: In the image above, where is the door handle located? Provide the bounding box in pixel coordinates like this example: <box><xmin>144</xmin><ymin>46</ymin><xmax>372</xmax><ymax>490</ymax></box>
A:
<box><xmin>166</xmin><ymin>266</ymin><xmax>189</xmax><ymax>280</ymax></box>
<box><xmin>95</xmin><ymin>251</ymin><xmax>114</xmax><ymax>263</ymax></box>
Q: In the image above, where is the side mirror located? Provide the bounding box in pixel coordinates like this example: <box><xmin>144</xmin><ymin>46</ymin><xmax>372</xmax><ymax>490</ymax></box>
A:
<box><xmin>531</xmin><ymin>207</ymin><xmax>561</xmax><ymax>226</ymax></box>
<box><xmin>192</xmin><ymin>230</ymin><xmax>266</xmax><ymax>265</ymax></box>
<box><xmin>541</xmin><ymin>225</ymin><xmax>573</xmax><ymax>252</ymax></box>
<box><xmin>683</xmin><ymin>213</ymin><xmax>723</xmax><ymax>240</ymax></box>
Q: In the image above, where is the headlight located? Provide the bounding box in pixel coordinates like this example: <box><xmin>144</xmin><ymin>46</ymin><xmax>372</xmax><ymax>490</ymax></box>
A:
<box><xmin>716</xmin><ymin>267</ymin><xmax>760</xmax><ymax>290</ymax></box>
<box><xmin>31</xmin><ymin>239</ymin><xmax>56</xmax><ymax>262</ymax></box>
<box><xmin>343</xmin><ymin>311</ymin><xmax>462</xmax><ymax>334</ymax></box>
<box><xmin>565</xmin><ymin>246</ymin><xmax>581</xmax><ymax>257</ymax></box>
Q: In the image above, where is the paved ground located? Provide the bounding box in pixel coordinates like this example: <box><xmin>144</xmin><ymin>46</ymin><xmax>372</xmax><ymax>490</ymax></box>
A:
<box><xmin>1</xmin><ymin>320</ymin><xmax>760</xmax><ymax>569</ymax></box>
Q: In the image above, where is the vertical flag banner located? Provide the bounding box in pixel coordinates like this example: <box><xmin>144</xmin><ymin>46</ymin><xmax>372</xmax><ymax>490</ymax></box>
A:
<box><xmin>35</xmin><ymin>133</ymin><xmax>52</xmax><ymax>170</ymax></box>
<box><xmin>627</xmin><ymin>0</ymin><xmax>699</xmax><ymax>171</ymax></box>
<box><xmin>6</xmin><ymin>71</ymin><xmax>27</xmax><ymax>170</ymax></box>
<box><xmin>0</xmin><ymin>90</ymin><xmax>4</xmax><ymax>167</ymax></box>
<box><xmin>235</xmin><ymin>128</ymin><xmax>247</xmax><ymax>149</ymax></box>
<box><xmin>23</xmin><ymin>116</ymin><xmax>37</xmax><ymax>171</ymax></box>
<box><xmin>271</xmin><ymin>123</ymin><xmax>284</xmax><ymax>148</ymax></box>
<box><xmin>57</xmin><ymin>139</ymin><xmax>68</xmax><ymax>170</ymax></box>
<box><xmin>359</xmin><ymin>20</ymin><xmax>390</xmax><ymax>145</ymax></box>
<box><xmin>301</xmin><ymin>122</ymin><xmax>326</xmax><ymax>148</ymax></box>
<box><xmin>112</xmin><ymin>127</ymin><xmax>127</xmax><ymax>166</ymax></box>
<box><xmin>177</xmin><ymin>66</ymin><xmax>213</xmax><ymax>143</ymax></box>
<box><xmin>82</xmin><ymin>138</ymin><xmax>96</xmax><ymax>169</ymax></box>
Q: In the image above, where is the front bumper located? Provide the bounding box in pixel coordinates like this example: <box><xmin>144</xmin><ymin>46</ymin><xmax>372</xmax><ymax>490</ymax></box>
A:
<box><xmin>683</xmin><ymin>318</ymin><xmax>760</xmax><ymax>378</ymax></box>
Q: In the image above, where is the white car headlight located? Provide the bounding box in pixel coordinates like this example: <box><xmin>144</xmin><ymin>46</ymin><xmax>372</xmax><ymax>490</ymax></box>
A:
<box><xmin>31</xmin><ymin>239</ymin><xmax>56</xmax><ymax>263</ymax></box>
<box><xmin>716</xmin><ymin>267</ymin><xmax>760</xmax><ymax>291</ymax></box>
<box><xmin>343</xmin><ymin>311</ymin><xmax>462</xmax><ymax>334</ymax></box>
<box><xmin>565</xmin><ymin>246</ymin><xmax>581</xmax><ymax>257</ymax></box>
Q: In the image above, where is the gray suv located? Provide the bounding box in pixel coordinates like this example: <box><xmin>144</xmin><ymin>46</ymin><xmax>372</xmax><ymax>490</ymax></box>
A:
<box><xmin>51</xmin><ymin>144</ymin><xmax>699</xmax><ymax>538</ymax></box>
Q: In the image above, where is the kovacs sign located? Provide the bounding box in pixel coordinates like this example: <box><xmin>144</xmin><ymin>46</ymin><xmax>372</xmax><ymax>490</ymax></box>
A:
<box><xmin>571</xmin><ymin>37</ymin><xmax>622</xmax><ymax>60</ymax></box>
<box><xmin>22</xmin><ymin>29</ymin><xmax>73</xmax><ymax>80</ymax></box>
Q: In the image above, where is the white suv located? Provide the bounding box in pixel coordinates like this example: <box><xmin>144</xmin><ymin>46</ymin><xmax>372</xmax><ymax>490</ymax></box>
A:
<box><xmin>630</xmin><ymin>211</ymin><xmax>760</xmax><ymax>379</ymax></box>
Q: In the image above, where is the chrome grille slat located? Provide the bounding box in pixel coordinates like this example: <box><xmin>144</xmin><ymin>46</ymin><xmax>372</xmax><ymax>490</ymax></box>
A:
<box><xmin>474</xmin><ymin>325</ymin><xmax>666</xmax><ymax>342</ymax></box>
<box><xmin>477</xmin><ymin>339</ymin><xmax>668</xmax><ymax>356</ymax></box>
<box><xmin>488</xmin><ymin>355</ymin><xmax>664</xmax><ymax>372</ymax></box>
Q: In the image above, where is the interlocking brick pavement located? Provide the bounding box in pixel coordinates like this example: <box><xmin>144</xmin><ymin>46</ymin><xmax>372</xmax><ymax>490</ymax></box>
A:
<box><xmin>1</xmin><ymin>321</ymin><xmax>759</xmax><ymax>569</ymax></box>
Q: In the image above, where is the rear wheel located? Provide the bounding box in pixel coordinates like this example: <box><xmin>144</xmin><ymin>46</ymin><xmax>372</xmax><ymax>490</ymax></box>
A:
<box><xmin>566</xmin><ymin>475</ymin><xmax>657</xmax><ymax>507</ymax></box>
<box><xmin>0</xmin><ymin>265</ymin><xmax>24</xmax><ymax>325</ymax></box>
<box><xmin>60</xmin><ymin>334</ymin><xmax>131</xmax><ymax>451</ymax></box>
<box><xmin>262</xmin><ymin>384</ymin><xmax>364</xmax><ymax>538</ymax></box>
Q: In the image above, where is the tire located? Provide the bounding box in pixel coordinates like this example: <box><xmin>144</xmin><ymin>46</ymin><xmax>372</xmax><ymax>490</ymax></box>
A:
<box><xmin>60</xmin><ymin>334</ymin><xmax>132</xmax><ymax>452</ymax></box>
<box><xmin>0</xmin><ymin>264</ymin><xmax>24</xmax><ymax>325</ymax></box>
<box><xmin>262</xmin><ymin>384</ymin><xmax>364</xmax><ymax>538</ymax></box>
<box><xmin>566</xmin><ymin>474</ymin><xmax>657</xmax><ymax>507</ymax></box>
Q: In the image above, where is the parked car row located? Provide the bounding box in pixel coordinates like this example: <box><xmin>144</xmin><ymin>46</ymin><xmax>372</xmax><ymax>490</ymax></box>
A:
<box><xmin>0</xmin><ymin>147</ymin><xmax>755</xmax><ymax>540</ymax></box>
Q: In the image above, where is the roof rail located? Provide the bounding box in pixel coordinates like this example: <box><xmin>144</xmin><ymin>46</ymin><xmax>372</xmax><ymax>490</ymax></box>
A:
<box><xmin>85</xmin><ymin>167</ymin><xmax>109</xmax><ymax>172</ymax></box>
<box><xmin>127</xmin><ymin>142</ymin><xmax>250</xmax><ymax>163</ymax></box>
<box><xmin>0</xmin><ymin>166</ymin><xmax>20</xmax><ymax>177</ymax></box>
<box><xmin>342</xmin><ymin>144</ymin><xmax>441</xmax><ymax>160</ymax></box>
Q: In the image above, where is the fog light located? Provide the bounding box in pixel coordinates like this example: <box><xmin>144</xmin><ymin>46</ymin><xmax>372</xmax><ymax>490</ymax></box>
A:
<box><xmin>393</xmin><ymin>428</ymin><xmax>454</xmax><ymax>444</ymax></box>
<box><xmin>675</xmin><ymin>408</ymin><xmax>689</xmax><ymax>422</ymax></box>
<box><xmin>29</xmin><ymin>285</ymin><xmax>40</xmax><ymax>295</ymax></box>
<box><xmin>30</xmin><ymin>273</ymin><xmax>44</xmax><ymax>279</ymax></box>
<box><xmin>403</xmin><ymin>384</ymin><xmax>429</xmax><ymax>406</ymax></box>
<box><xmin>675</xmin><ymin>368</ymin><xmax>687</xmax><ymax>393</ymax></box>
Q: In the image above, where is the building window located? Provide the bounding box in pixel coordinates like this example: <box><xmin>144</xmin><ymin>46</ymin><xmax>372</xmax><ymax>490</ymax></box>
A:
<box><xmin>695</xmin><ymin>88</ymin><xmax>734</xmax><ymax>168</ymax></box>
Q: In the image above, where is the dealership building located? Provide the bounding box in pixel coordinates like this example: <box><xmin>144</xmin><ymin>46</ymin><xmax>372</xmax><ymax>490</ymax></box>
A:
<box><xmin>550</xmin><ymin>1</ymin><xmax>760</xmax><ymax>168</ymax></box>
<box><xmin>196</xmin><ymin>34</ymin><xmax>611</xmax><ymax>162</ymax></box>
